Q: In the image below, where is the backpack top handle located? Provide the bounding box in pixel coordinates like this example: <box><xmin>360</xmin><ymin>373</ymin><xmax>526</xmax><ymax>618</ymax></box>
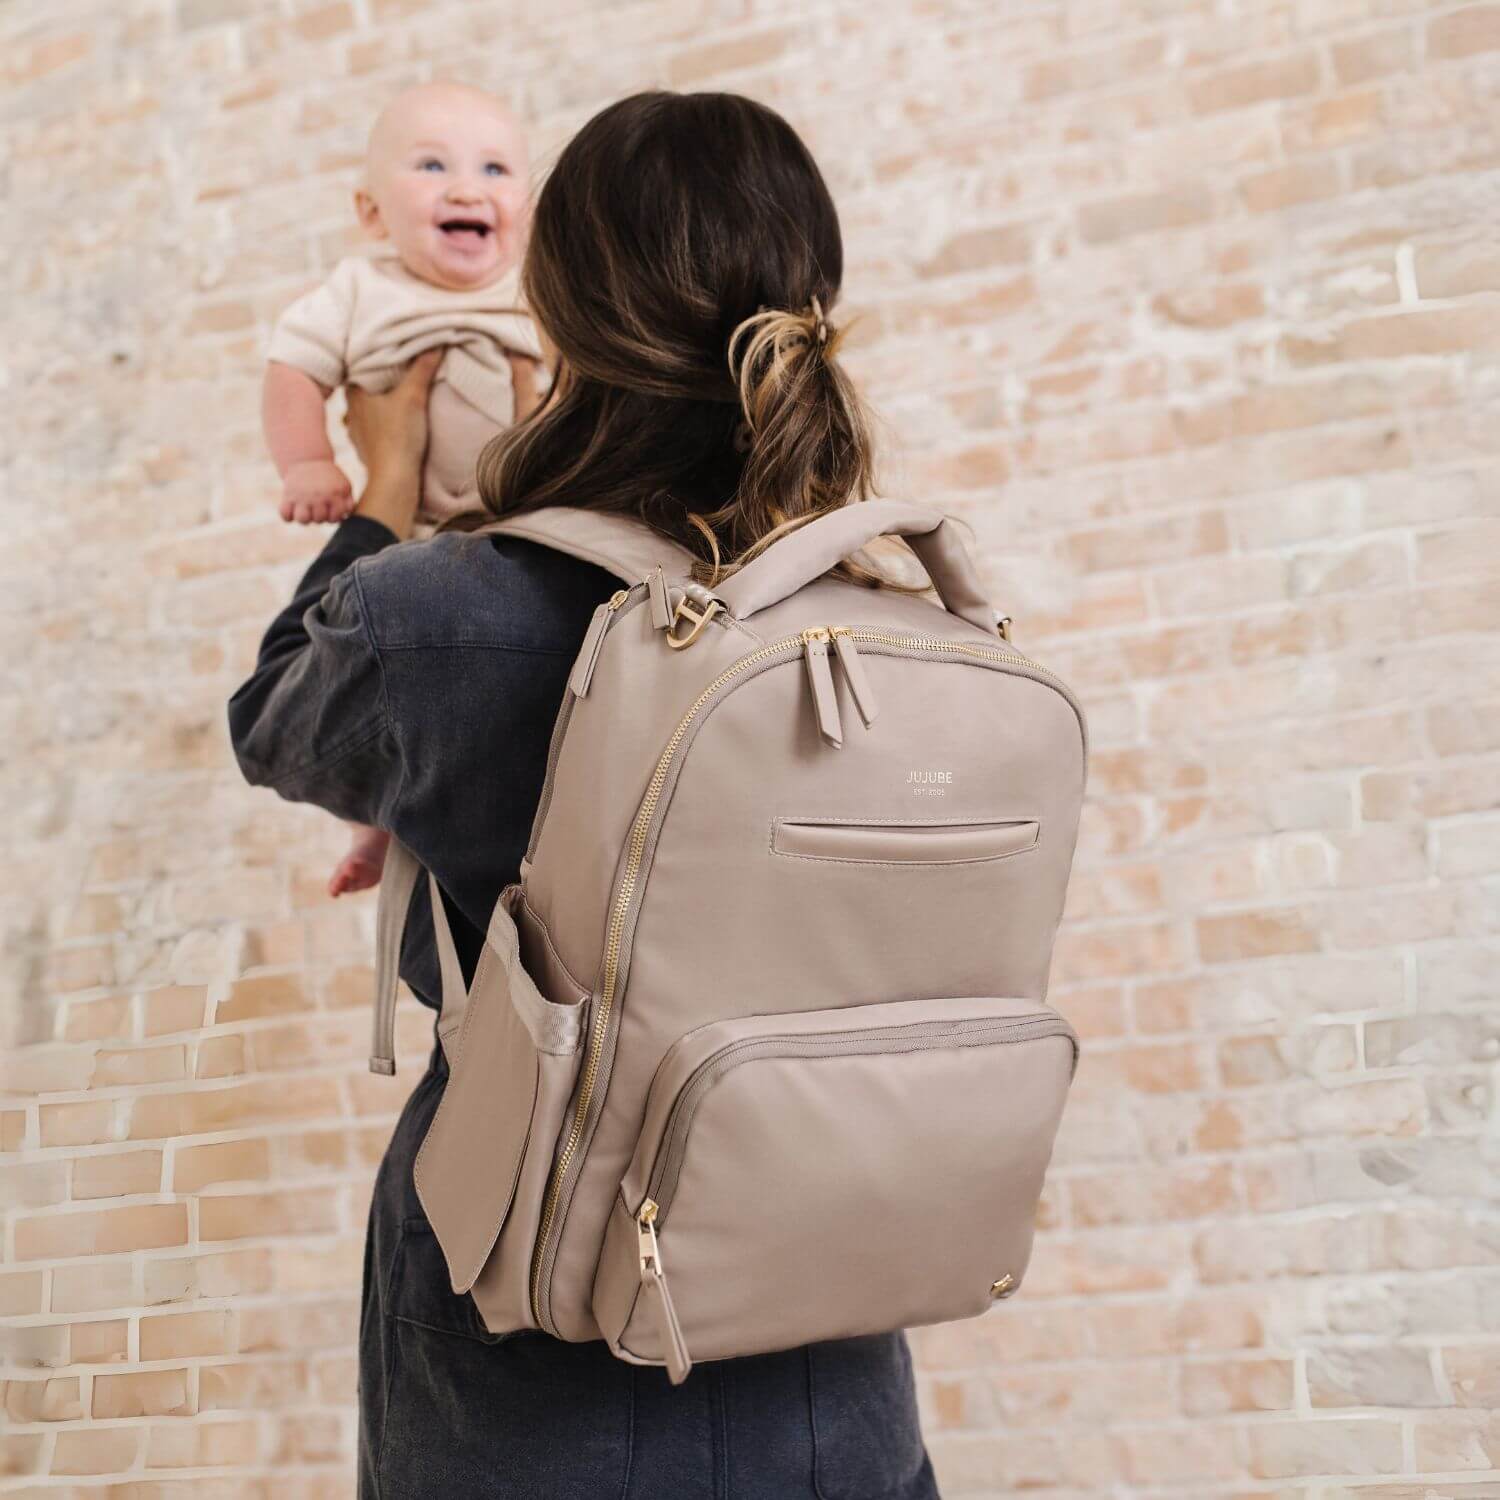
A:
<box><xmin>713</xmin><ymin>499</ymin><xmax>1001</xmax><ymax>637</ymax></box>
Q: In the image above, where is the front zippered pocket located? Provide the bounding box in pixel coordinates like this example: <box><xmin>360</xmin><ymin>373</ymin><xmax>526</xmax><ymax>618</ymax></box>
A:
<box><xmin>592</xmin><ymin>994</ymin><xmax>1078</xmax><ymax>1383</ymax></box>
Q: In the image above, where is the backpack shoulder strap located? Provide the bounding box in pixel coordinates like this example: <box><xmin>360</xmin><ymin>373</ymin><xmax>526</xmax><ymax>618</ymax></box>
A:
<box><xmin>472</xmin><ymin>506</ymin><xmax>698</xmax><ymax>586</ymax></box>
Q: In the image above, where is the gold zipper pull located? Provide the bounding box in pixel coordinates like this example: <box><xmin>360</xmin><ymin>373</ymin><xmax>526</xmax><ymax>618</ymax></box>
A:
<box><xmin>802</xmin><ymin>628</ymin><xmax>843</xmax><ymax>748</ymax></box>
<box><xmin>637</xmin><ymin>1199</ymin><xmax>692</xmax><ymax>1385</ymax></box>
<box><xmin>636</xmin><ymin>1196</ymin><xmax>660</xmax><ymax>1267</ymax></box>
<box><xmin>829</xmin><ymin>627</ymin><xmax>879</xmax><ymax>728</ymax></box>
<box><xmin>571</xmin><ymin>589</ymin><xmax>630</xmax><ymax>698</ymax></box>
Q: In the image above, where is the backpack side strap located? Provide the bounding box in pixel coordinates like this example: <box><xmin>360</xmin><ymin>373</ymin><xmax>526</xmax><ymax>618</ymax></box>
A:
<box><xmin>370</xmin><ymin>838</ymin><xmax>468</xmax><ymax>1075</ymax></box>
<box><xmin>370</xmin><ymin>842</ymin><xmax>582</xmax><ymax>1076</ymax></box>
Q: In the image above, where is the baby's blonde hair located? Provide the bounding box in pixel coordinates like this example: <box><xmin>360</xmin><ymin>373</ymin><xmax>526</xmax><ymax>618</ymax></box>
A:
<box><xmin>363</xmin><ymin>81</ymin><xmax>525</xmax><ymax>187</ymax></box>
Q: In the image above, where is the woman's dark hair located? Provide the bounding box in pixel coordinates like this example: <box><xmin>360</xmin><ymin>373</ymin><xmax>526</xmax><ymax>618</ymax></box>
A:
<box><xmin>465</xmin><ymin>89</ymin><xmax>914</xmax><ymax>591</ymax></box>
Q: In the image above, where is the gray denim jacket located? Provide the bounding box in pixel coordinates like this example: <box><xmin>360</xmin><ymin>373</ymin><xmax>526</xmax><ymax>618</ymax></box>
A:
<box><xmin>225</xmin><ymin>517</ymin><xmax>939</xmax><ymax>1500</ymax></box>
<box><xmin>226</xmin><ymin>515</ymin><xmax>619</xmax><ymax>1007</ymax></box>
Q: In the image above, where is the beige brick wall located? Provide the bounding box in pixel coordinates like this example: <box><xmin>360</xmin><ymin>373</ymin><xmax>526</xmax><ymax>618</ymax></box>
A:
<box><xmin>3</xmin><ymin>0</ymin><xmax>1497</xmax><ymax>1493</ymax></box>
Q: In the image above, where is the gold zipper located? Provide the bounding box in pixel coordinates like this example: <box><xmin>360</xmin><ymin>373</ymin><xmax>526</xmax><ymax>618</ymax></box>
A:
<box><xmin>528</xmin><ymin>631</ymin><xmax>807</xmax><ymax>1324</ymax></box>
<box><xmin>635</xmin><ymin>1196</ymin><xmax>661</xmax><ymax>1274</ymax></box>
<box><xmin>842</xmin><ymin>629</ymin><xmax>1085</xmax><ymax>752</ymax></box>
<box><xmin>527</xmin><ymin>622</ymin><xmax>1082</xmax><ymax>1327</ymax></box>
<box><xmin>844</xmin><ymin>628</ymin><xmax>1066</xmax><ymax>690</ymax></box>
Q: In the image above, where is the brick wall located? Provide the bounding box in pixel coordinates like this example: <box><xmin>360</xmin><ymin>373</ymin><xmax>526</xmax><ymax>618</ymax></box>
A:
<box><xmin>3</xmin><ymin>0</ymin><xmax>1498</xmax><ymax>1493</ymax></box>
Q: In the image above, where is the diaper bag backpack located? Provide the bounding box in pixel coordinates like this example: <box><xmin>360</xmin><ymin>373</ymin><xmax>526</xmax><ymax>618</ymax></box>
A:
<box><xmin>369</xmin><ymin>498</ymin><xmax>1086</xmax><ymax>1384</ymax></box>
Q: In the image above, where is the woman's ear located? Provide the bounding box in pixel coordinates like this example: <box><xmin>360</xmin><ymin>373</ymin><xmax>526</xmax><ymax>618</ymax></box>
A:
<box><xmin>354</xmin><ymin>187</ymin><xmax>388</xmax><ymax>240</ymax></box>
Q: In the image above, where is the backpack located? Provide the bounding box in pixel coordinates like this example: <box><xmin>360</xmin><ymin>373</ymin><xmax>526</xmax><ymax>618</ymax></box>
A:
<box><xmin>369</xmin><ymin>498</ymin><xmax>1086</xmax><ymax>1384</ymax></box>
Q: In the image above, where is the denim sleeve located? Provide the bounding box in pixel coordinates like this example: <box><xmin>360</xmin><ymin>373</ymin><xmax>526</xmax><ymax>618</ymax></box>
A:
<box><xmin>226</xmin><ymin>516</ymin><xmax>405</xmax><ymax>827</ymax></box>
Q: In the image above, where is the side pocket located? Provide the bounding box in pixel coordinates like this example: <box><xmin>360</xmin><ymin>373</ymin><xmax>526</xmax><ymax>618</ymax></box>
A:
<box><xmin>413</xmin><ymin>885</ymin><xmax>586</xmax><ymax>1336</ymax></box>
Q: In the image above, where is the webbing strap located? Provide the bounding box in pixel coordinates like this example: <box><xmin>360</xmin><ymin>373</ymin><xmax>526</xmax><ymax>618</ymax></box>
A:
<box><xmin>369</xmin><ymin>838</ymin><xmax>467</xmax><ymax>1075</ymax></box>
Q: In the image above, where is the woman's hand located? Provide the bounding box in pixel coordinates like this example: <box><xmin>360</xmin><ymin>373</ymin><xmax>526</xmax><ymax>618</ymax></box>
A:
<box><xmin>343</xmin><ymin>349</ymin><xmax>443</xmax><ymax>539</ymax></box>
<box><xmin>508</xmin><ymin>350</ymin><xmax>544</xmax><ymax>422</ymax></box>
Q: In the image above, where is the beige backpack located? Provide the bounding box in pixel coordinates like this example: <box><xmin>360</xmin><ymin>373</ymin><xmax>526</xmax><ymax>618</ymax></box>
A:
<box><xmin>370</xmin><ymin>499</ymin><xmax>1085</xmax><ymax>1384</ymax></box>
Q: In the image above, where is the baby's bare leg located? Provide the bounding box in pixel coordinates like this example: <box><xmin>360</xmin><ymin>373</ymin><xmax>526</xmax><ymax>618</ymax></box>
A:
<box><xmin>328</xmin><ymin>822</ymin><xmax>391</xmax><ymax>898</ymax></box>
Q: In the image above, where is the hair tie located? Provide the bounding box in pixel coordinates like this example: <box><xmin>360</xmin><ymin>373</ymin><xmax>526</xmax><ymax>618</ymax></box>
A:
<box><xmin>807</xmin><ymin>295</ymin><xmax>830</xmax><ymax>347</ymax></box>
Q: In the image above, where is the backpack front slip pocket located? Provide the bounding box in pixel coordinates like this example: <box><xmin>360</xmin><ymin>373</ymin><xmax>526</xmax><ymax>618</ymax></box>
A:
<box><xmin>591</xmin><ymin>994</ymin><xmax>1077</xmax><ymax>1383</ymax></box>
<box><xmin>771</xmin><ymin>816</ymin><xmax>1040</xmax><ymax>866</ymax></box>
<box><xmin>414</xmin><ymin>884</ymin><xmax>587</xmax><ymax>1336</ymax></box>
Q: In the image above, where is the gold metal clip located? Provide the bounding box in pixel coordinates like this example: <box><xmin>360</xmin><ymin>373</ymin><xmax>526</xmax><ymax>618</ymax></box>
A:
<box><xmin>666</xmin><ymin>595</ymin><xmax>722</xmax><ymax>650</ymax></box>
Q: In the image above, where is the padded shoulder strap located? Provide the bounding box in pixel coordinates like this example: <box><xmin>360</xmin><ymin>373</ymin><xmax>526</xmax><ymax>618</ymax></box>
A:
<box><xmin>473</xmin><ymin>505</ymin><xmax>698</xmax><ymax>586</ymax></box>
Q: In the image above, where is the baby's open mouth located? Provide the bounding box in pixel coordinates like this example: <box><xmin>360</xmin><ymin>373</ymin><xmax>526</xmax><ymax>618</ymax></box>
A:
<box><xmin>439</xmin><ymin>218</ymin><xmax>492</xmax><ymax>241</ymax></box>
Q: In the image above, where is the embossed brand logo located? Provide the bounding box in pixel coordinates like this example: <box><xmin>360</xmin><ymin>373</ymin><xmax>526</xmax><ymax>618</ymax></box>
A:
<box><xmin>907</xmin><ymin>769</ymin><xmax>953</xmax><ymax>797</ymax></box>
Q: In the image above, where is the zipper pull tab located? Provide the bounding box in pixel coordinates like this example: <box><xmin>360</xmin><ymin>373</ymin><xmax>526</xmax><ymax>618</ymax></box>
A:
<box><xmin>637</xmin><ymin>1199</ymin><xmax>692</xmax><ymax>1385</ymax></box>
<box><xmin>829</xmin><ymin>628</ymin><xmax>879</xmax><ymax>728</ymax></box>
<box><xmin>571</xmin><ymin>589</ymin><xmax>630</xmax><ymax>698</ymax></box>
<box><xmin>647</xmin><ymin>566</ymin><xmax>673</xmax><ymax>631</ymax></box>
<box><xmin>802</xmin><ymin>629</ymin><xmax>843</xmax><ymax>749</ymax></box>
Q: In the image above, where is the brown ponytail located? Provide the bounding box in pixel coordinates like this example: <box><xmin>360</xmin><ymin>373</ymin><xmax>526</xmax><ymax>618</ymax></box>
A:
<box><xmin>463</xmin><ymin>90</ymin><xmax>927</xmax><ymax>598</ymax></box>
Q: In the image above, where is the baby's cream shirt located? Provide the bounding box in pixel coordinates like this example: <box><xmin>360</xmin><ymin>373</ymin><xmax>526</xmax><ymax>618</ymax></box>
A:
<box><xmin>268</xmin><ymin>251</ymin><xmax>542</xmax><ymax>404</ymax></box>
<box><xmin>267</xmin><ymin>252</ymin><xmax>544</xmax><ymax>519</ymax></box>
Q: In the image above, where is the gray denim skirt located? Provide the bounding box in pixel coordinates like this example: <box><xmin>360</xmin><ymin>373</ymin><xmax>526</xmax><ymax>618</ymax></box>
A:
<box><xmin>357</xmin><ymin>1042</ymin><xmax>942</xmax><ymax>1499</ymax></box>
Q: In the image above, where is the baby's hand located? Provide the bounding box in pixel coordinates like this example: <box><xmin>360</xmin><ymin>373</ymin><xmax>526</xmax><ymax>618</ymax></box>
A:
<box><xmin>279</xmin><ymin>459</ymin><xmax>354</xmax><ymax>525</ymax></box>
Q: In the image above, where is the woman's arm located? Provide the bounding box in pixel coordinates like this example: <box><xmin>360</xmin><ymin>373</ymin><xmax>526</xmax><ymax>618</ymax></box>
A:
<box><xmin>226</xmin><ymin>519</ymin><xmax>400</xmax><ymax>822</ymax></box>
<box><xmin>342</xmin><ymin>349</ymin><xmax>441</xmax><ymax>539</ymax></box>
<box><xmin>227</xmin><ymin>355</ymin><xmax>439</xmax><ymax>817</ymax></box>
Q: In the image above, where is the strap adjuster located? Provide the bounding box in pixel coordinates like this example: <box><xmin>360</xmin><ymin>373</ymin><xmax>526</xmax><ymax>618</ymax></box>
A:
<box><xmin>665</xmin><ymin>594</ymin><xmax>722</xmax><ymax>650</ymax></box>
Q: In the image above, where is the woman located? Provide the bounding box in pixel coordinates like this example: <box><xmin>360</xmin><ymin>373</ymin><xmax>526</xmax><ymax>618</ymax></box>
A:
<box><xmin>228</xmin><ymin>90</ymin><xmax>941</xmax><ymax>1499</ymax></box>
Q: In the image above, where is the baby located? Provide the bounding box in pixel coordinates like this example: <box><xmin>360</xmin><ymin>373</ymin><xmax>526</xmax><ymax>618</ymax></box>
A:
<box><xmin>263</xmin><ymin>81</ymin><xmax>544</xmax><ymax>895</ymax></box>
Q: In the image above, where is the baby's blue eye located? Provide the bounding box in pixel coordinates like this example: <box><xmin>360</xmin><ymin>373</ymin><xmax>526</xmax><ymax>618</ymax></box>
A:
<box><xmin>484</xmin><ymin>162</ymin><xmax>509</xmax><ymax>176</ymax></box>
<box><xmin>417</xmin><ymin>158</ymin><xmax>444</xmax><ymax>172</ymax></box>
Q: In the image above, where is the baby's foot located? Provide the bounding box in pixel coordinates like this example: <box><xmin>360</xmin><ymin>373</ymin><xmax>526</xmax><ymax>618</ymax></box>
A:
<box><xmin>328</xmin><ymin>824</ymin><xmax>391</xmax><ymax>898</ymax></box>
